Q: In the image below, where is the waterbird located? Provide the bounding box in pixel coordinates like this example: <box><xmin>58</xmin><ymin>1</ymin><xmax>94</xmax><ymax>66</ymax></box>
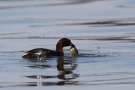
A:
<box><xmin>22</xmin><ymin>38</ymin><xmax>78</xmax><ymax>59</ymax></box>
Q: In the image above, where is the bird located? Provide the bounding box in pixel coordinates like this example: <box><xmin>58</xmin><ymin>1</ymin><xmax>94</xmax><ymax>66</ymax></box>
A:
<box><xmin>22</xmin><ymin>38</ymin><xmax>76</xmax><ymax>59</ymax></box>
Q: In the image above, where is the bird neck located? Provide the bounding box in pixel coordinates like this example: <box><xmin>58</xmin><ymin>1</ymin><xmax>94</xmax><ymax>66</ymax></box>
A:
<box><xmin>56</xmin><ymin>47</ymin><xmax>63</xmax><ymax>53</ymax></box>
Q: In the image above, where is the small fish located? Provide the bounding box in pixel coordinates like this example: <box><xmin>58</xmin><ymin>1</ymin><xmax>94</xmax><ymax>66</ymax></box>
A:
<box><xmin>70</xmin><ymin>44</ymin><xmax>78</xmax><ymax>55</ymax></box>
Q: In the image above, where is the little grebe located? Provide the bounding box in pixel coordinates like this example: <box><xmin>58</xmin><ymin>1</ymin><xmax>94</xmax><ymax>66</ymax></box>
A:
<box><xmin>22</xmin><ymin>38</ymin><xmax>77</xmax><ymax>59</ymax></box>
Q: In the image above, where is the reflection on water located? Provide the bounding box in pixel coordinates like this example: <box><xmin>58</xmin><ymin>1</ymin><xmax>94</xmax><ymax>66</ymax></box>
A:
<box><xmin>57</xmin><ymin>56</ymin><xmax>79</xmax><ymax>80</ymax></box>
<box><xmin>22</xmin><ymin>56</ymin><xmax>79</xmax><ymax>86</ymax></box>
<box><xmin>0</xmin><ymin>81</ymin><xmax>79</xmax><ymax>88</ymax></box>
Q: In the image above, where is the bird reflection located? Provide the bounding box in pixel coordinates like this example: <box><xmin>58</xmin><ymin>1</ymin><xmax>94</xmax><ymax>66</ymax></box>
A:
<box><xmin>23</xmin><ymin>56</ymin><xmax>79</xmax><ymax>83</ymax></box>
<box><xmin>22</xmin><ymin>56</ymin><xmax>79</xmax><ymax>86</ymax></box>
<box><xmin>57</xmin><ymin>56</ymin><xmax>79</xmax><ymax>80</ymax></box>
<box><xmin>23</xmin><ymin>55</ymin><xmax>79</xmax><ymax>86</ymax></box>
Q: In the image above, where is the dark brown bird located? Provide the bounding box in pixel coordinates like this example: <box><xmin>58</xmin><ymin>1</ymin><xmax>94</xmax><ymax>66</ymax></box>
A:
<box><xmin>22</xmin><ymin>38</ymin><xmax>76</xmax><ymax>59</ymax></box>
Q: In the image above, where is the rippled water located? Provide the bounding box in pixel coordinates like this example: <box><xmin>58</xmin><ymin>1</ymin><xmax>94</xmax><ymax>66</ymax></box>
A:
<box><xmin>0</xmin><ymin>0</ymin><xmax>135</xmax><ymax>90</ymax></box>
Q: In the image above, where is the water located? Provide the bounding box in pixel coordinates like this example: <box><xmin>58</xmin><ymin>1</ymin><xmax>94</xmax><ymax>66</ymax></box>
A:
<box><xmin>0</xmin><ymin>0</ymin><xmax>135</xmax><ymax>89</ymax></box>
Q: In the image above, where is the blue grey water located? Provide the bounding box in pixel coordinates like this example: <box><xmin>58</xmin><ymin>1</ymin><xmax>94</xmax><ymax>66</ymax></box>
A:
<box><xmin>0</xmin><ymin>0</ymin><xmax>135</xmax><ymax>90</ymax></box>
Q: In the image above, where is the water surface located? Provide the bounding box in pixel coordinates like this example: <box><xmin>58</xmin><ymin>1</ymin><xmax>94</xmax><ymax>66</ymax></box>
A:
<box><xmin>0</xmin><ymin>0</ymin><xmax>135</xmax><ymax>90</ymax></box>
